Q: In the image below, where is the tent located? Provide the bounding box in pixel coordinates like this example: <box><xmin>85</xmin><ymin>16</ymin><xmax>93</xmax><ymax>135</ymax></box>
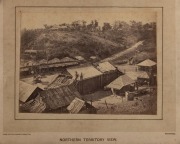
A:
<box><xmin>59</xmin><ymin>57</ymin><xmax>78</xmax><ymax>63</ymax></box>
<box><xmin>74</xmin><ymin>56</ymin><xmax>85</xmax><ymax>61</ymax></box>
<box><xmin>39</xmin><ymin>59</ymin><xmax>48</xmax><ymax>65</ymax></box>
<box><xmin>48</xmin><ymin>58</ymin><xmax>61</xmax><ymax>64</ymax></box>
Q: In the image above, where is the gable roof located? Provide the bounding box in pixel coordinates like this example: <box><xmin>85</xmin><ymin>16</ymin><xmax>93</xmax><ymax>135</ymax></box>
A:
<box><xmin>97</xmin><ymin>61</ymin><xmax>116</xmax><ymax>73</ymax></box>
<box><xmin>126</xmin><ymin>71</ymin><xmax>149</xmax><ymax>81</ymax></box>
<box><xmin>67</xmin><ymin>65</ymin><xmax>102</xmax><ymax>80</ymax></box>
<box><xmin>67</xmin><ymin>97</ymin><xmax>85</xmax><ymax>114</ymax></box>
<box><xmin>40</xmin><ymin>85</ymin><xmax>82</xmax><ymax>110</ymax></box>
<box><xmin>106</xmin><ymin>75</ymin><xmax>135</xmax><ymax>90</ymax></box>
<box><xmin>19</xmin><ymin>81</ymin><xmax>39</xmax><ymax>102</ymax></box>
<box><xmin>137</xmin><ymin>59</ymin><xmax>156</xmax><ymax>67</ymax></box>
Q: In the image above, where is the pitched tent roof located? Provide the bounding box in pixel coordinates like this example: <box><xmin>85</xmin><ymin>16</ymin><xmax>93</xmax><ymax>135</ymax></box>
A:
<box><xmin>39</xmin><ymin>85</ymin><xmax>82</xmax><ymax>110</ymax></box>
<box><xmin>48</xmin><ymin>58</ymin><xmax>61</xmax><ymax>64</ymax></box>
<box><xmin>126</xmin><ymin>71</ymin><xmax>149</xmax><ymax>81</ymax></box>
<box><xmin>97</xmin><ymin>61</ymin><xmax>116</xmax><ymax>73</ymax></box>
<box><xmin>67</xmin><ymin>97</ymin><xmax>85</xmax><ymax>114</ymax></box>
<box><xmin>74</xmin><ymin>56</ymin><xmax>85</xmax><ymax>61</ymax></box>
<box><xmin>39</xmin><ymin>59</ymin><xmax>48</xmax><ymax>65</ymax></box>
<box><xmin>59</xmin><ymin>57</ymin><xmax>77</xmax><ymax>63</ymax></box>
<box><xmin>90</xmin><ymin>56</ymin><xmax>97</xmax><ymax>60</ymax></box>
<box><xmin>25</xmin><ymin>61</ymin><xmax>34</xmax><ymax>66</ymax></box>
<box><xmin>19</xmin><ymin>81</ymin><xmax>40</xmax><ymax>102</ymax></box>
<box><xmin>67</xmin><ymin>65</ymin><xmax>102</xmax><ymax>80</ymax></box>
<box><xmin>106</xmin><ymin>75</ymin><xmax>135</xmax><ymax>90</ymax></box>
<box><xmin>137</xmin><ymin>59</ymin><xmax>156</xmax><ymax>67</ymax></box>
<box><xmin>24</xmin><ymin>50</ymin><xmax>38</xmax><ymax>53</ymax></box>
<box><xmin>20</xmin><ymin>67</ymin><xmax>29</xmax><ymax>72</ymax></box>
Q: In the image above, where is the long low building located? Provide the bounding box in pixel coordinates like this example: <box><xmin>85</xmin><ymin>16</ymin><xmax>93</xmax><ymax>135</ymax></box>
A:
<box><xmin>20</xmin><ymin>57</ymin><xmax>79</xmax><ymax>77</ymax></box>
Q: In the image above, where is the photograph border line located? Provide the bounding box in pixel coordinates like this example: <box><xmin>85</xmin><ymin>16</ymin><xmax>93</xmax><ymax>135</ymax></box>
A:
<box><xmin>14</xmin><ymin>6</ymin><xmax>163</xmax><ymax>120</ymax></box>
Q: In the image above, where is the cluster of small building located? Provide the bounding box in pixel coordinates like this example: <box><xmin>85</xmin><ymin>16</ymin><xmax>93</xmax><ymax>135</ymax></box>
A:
<box><xmin>19</xmin><ymin>58</ymin><xmax>157</xmax><ymax>114</ymax></box>
<box><xmin>20</xmin><ymin>53</ymin><xmax>101</xmax><ymax>77</ymax></box>
<box><xmin>20</xmin><ymin>56</ymin><xmax>79</xmax><ymax>76</ymax></box>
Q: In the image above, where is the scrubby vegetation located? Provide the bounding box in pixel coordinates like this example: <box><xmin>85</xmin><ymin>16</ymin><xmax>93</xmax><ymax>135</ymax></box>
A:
<box><xmin>21</xmin><ymin>20</ymin><xmax>156</xmax><ymax>61</ymax></box>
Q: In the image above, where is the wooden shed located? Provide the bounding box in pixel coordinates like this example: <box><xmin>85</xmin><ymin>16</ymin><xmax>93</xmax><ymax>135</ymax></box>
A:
<box><xmin>106</xmin><ymin>75</ymin><xmax>135</xmax><ymax>95</ymax></box>
<box><xmin>39</xmin><ymin>85</ymin><xmax>82</xmax><ymax>112</ymax></box>
<box><xmin>96</xmin><ymin>61</ymin><xmax>121</xmax><ymax>86</ymax></box>
<box><xmin>137</xmin><ymin>59</ymin><xmax>156</xmax><ymax>72</ymax></box>
<box><xmin>67</xmin><ymin>65</ymin><xmax>103</xmax><ymax>95</ymax></box>
<box><xmin>19</xmin><ymin>81</ymin><xmax>43</xmax><ymax>103</ymax></box>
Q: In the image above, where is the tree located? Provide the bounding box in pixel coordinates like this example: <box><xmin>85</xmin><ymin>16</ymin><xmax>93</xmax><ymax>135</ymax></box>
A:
<box><xmin>82</xmin><ymin>20</ymin><xmax>87</xmax><ymax>26</ymax></box>
<box><xmin>21</xmin><ymin>29</ymin><xmax>38</xmax><ymax>51</ymax></box>
<box><xmin>102</xmin><ymin>22</ymin><xmax>112</xmax><ymax>31</ymax></box>
<box><xmin>94</xmin><ymin>20</ymin><xmax>98</xmax><ymax>28</ymax></box>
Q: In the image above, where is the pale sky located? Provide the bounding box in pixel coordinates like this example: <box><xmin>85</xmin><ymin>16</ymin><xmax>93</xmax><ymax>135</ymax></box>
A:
<box><xmin>21</xmin><ymin>11</ymin><xmax>156</xmax><ymax>30</ymax></box>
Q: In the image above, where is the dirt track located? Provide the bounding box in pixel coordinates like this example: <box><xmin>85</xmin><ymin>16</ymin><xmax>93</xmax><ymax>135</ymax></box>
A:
<box><xmin>101</xmin><ymin>41</ymin><xmax>144</xmax><ymax>62</ymax></box>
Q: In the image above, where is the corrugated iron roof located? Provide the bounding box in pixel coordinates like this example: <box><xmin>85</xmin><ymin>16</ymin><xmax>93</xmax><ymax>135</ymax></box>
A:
<box><xmin>21</xmin><ymin>95</ymin><xmax>46</xmax><ymax>113</ymax></box>
<box><xmin>67</xmin><ymin>65</ymin><xmax>102</xmax><ymax>80</ymax></box>
<box><xmin>137</xmin><ymin>59</ymin><xmax>156</xmax><ymax>67</ymax></box>
<box><xmin>106</xmin><ymin>75</ymin><xmax>135</xmax><ymax>90</ymax></box>
<box><xmin>40</xmin><ymin>85</ymin><xmax>82</xmax><ymax>110</ymax></box>
<box><xmin>67</xmin><ymin>97</ymin><xmax>85</xmax><ymax>114</ymax></box>
<box><xmin>97</xmin><ymin>61</ymin><xmax>116</xmax><ymax>73</ymax></box>
<box><xmin>47</xmin><ymin>75</ymin><xmax>74</xmax><ymax>89</ymax></box>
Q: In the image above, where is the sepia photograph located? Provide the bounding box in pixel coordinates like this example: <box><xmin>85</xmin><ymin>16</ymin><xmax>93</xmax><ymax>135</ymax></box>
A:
<box><xmin>18</xmin><ymin>8</ymin><xmax>158</xmax><ymax>116</ymax></box>
<box><xmin>2</xmin><ymin>0</ymin><xmax>178</xmax><ymax>143</ymax></box>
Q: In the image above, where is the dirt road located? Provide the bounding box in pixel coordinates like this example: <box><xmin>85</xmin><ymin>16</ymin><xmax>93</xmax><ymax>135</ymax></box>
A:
<box><xmin>101</xmin><ymin>41</ymin><xmax>144</xmax><ymax>62</ymax></box>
